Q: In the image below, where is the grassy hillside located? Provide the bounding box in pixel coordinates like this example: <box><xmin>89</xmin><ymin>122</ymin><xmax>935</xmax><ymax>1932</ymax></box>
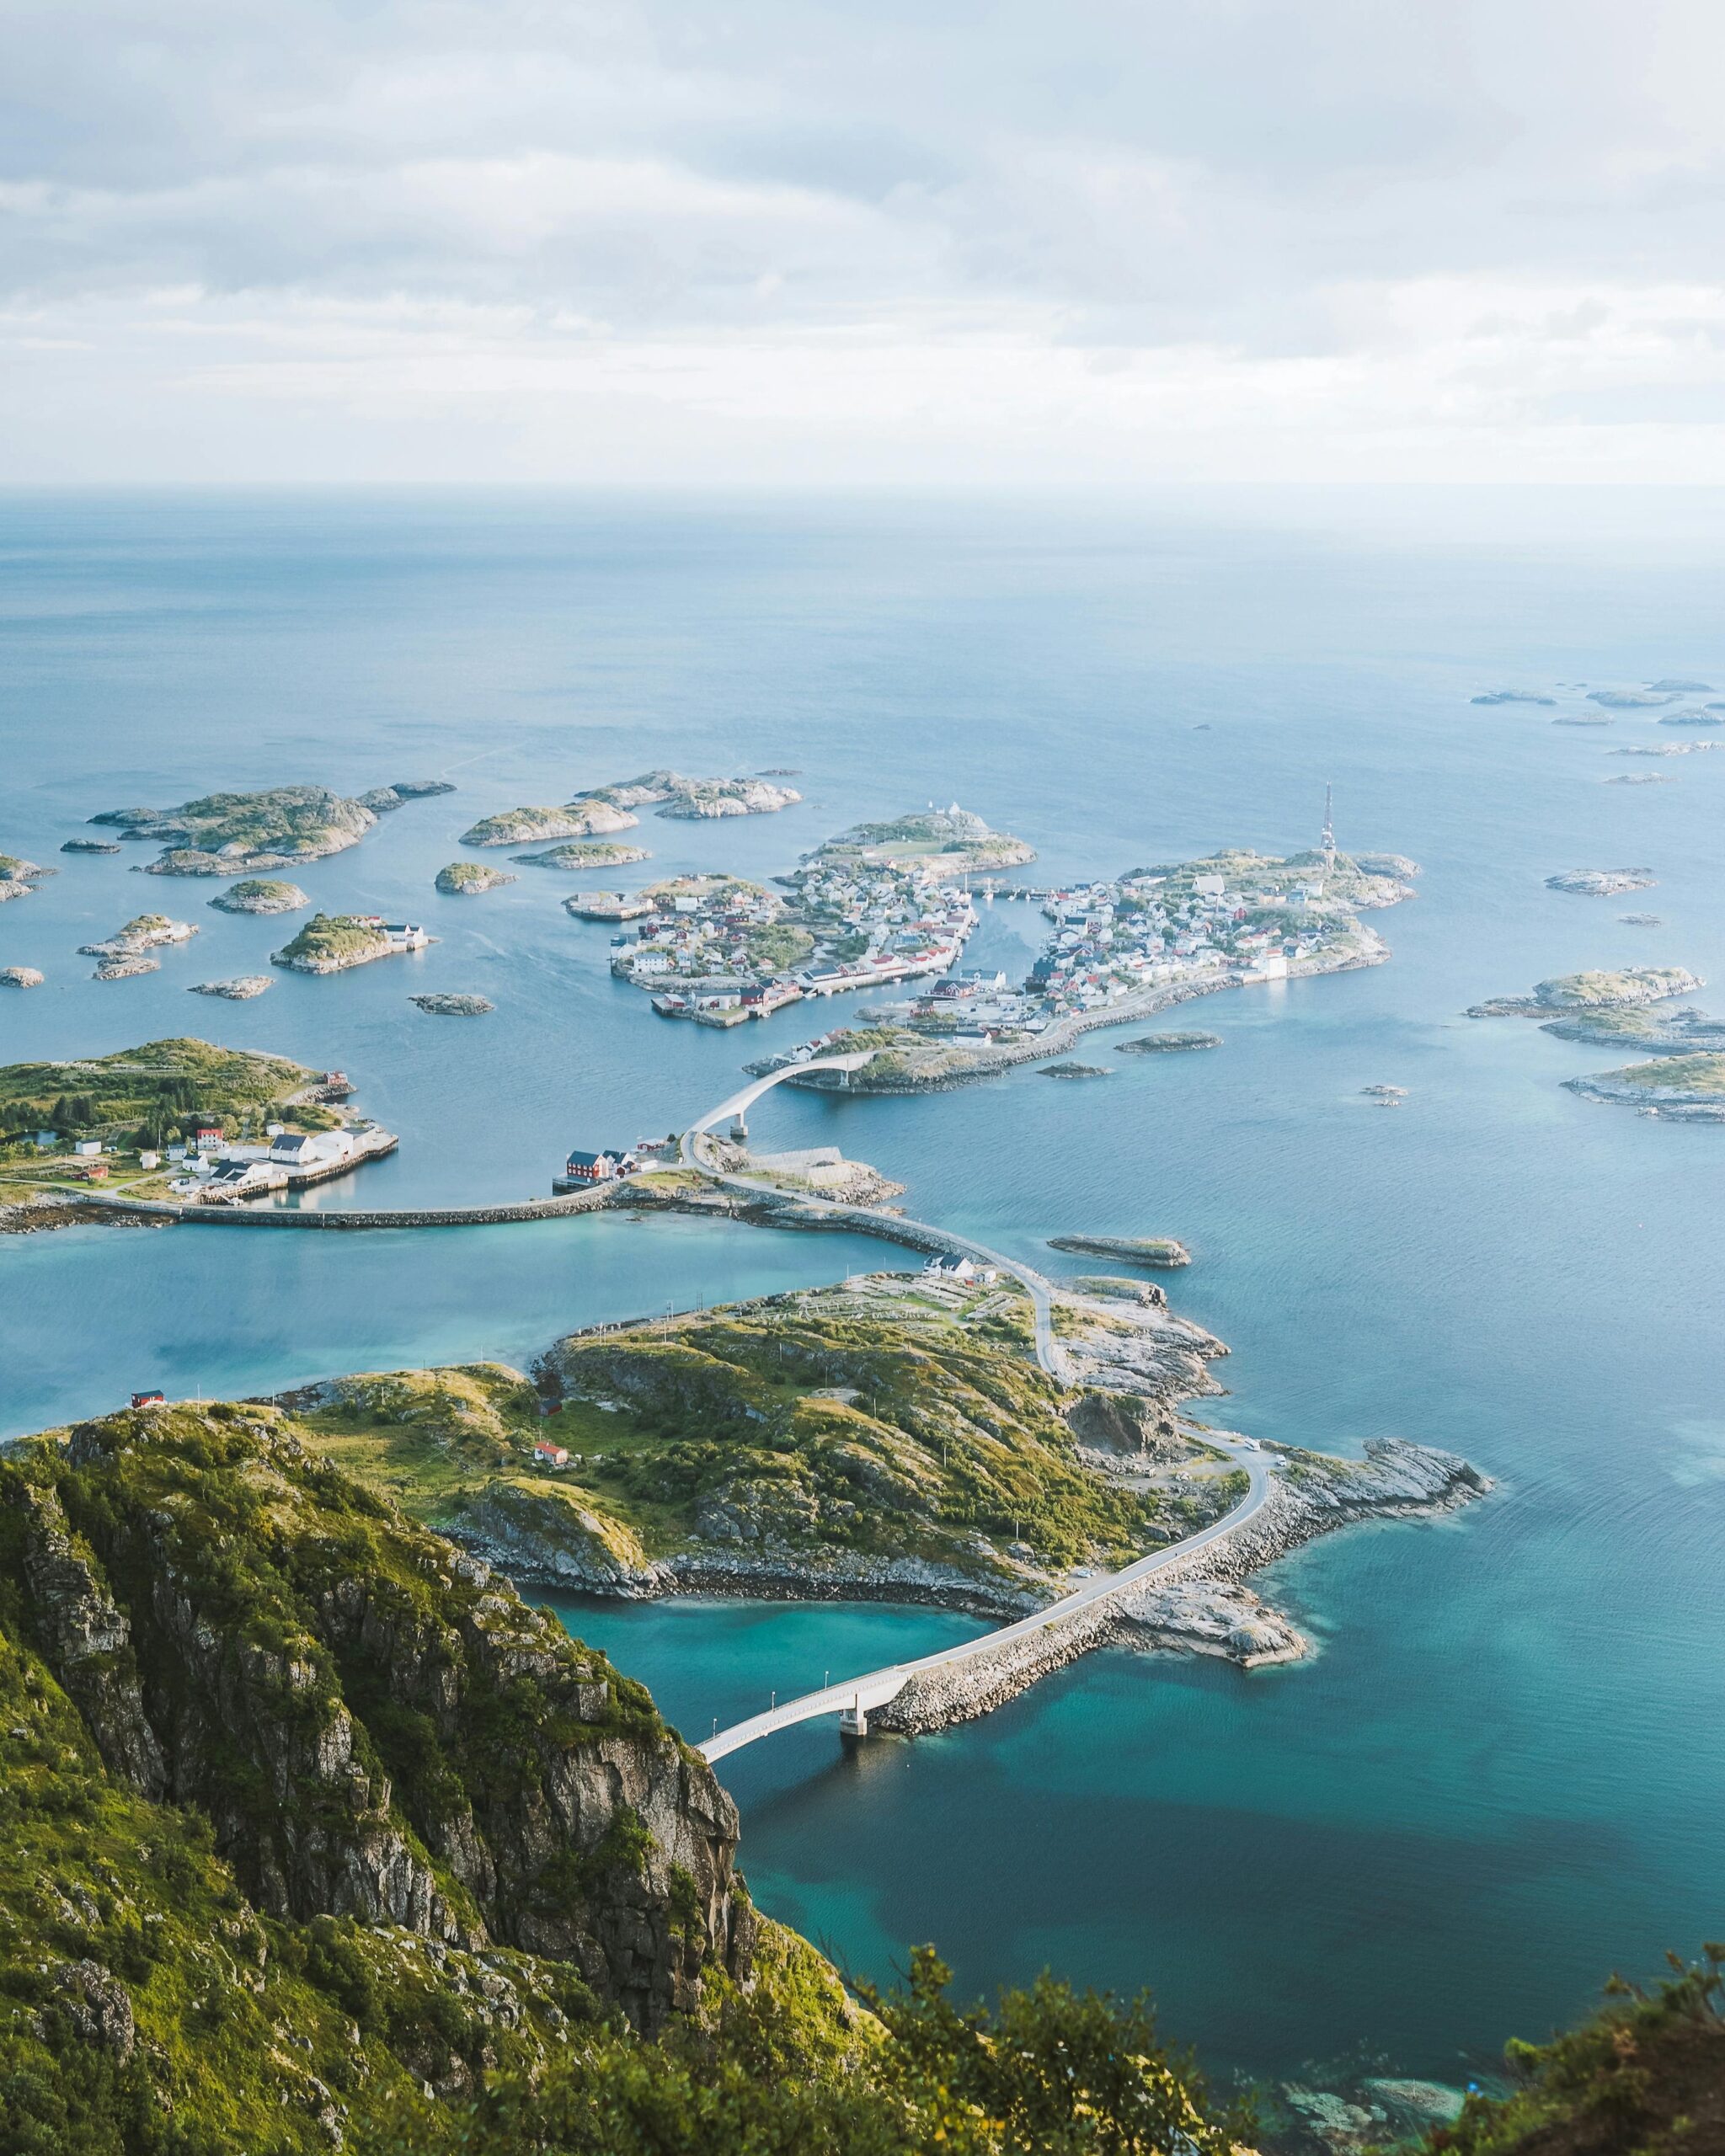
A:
<box><xmin>289</xmin><ymin>1282</ymin><xmax>1238</xmax><ymax>1590</ymax></box>
<box><xmin>0</xmin><ymin>1037</ymin><xmax>316</xmax><ymax>1149</ymax></box>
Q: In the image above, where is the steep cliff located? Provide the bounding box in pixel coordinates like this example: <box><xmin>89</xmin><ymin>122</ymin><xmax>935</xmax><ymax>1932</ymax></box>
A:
<box><xmin>0</xmin><ymin>1401</ymin><xmax>756</xmax><ymax>2146</ymax></box>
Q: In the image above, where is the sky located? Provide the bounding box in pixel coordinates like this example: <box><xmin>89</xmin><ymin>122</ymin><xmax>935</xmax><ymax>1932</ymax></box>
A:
<box><xmin>5</xmin><ymin>0</ymin><xmax>1725</xmax><ymax>485</ymax></box>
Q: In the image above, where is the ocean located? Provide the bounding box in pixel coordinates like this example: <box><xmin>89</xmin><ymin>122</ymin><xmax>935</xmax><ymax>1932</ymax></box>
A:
<box><xmin>3</xmin><ymin>486</ymin><xmax>1722</xmax><ymax>2085</ymax></box>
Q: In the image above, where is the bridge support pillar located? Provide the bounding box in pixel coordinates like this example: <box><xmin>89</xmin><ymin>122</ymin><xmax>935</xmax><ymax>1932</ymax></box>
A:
<box><xmin>839</xmin><ymin>1705</ymin><xmax>868</xmax><ymax>1738</ymax></box>
<box><xmin>729</xmin><ymin>1114</ymin><xmax>748</xmax><ymax>1140</ymax></box>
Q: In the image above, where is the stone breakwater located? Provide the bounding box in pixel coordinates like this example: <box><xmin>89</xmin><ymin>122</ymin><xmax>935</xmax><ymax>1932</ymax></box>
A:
<box><xmin>69</xmin><ymin>1187</ymin><xmax>618</xmax><ymax>1230</ymax></box>
<box><xmin>873</xmin><ymin>1439</ymin><xmax>1487</xmax><ymax>1737</ymax></box>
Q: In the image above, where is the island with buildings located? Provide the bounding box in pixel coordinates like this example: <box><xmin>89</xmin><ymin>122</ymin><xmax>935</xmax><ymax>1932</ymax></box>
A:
<box><xmin>272</xmin><ymin>912</ymin><xmax>432</xmax><ymax>974</ymax></box>
<box><xmin>0</xmin><ymin>1037</ymin><xmax>396</xmax><ymax>1224</ymax></box>
<box><xmin>747</xmin><ymin>820</ymin><xmax>1413</xmax><ymax>1094</ymax></box>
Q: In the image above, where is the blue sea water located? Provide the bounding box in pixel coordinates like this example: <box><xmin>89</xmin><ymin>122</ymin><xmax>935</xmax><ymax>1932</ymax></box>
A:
<box><xmin>3</xmin><ymin>488</ymin><xmax>1724</xmax><ymax>2084</ymax></box>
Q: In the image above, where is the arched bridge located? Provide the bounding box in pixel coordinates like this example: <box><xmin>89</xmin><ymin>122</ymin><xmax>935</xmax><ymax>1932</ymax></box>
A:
<box><xmin>700</xmin><ymin>1439</ymin><xmax>1272</xmax><ymax>1764</ymax></box>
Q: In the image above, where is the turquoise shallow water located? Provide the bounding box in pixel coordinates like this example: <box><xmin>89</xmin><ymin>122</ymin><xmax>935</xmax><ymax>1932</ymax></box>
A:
<box><xmin>3</xmin><ymin>488</ymin><xmax>1723</xmax><ymax>2080</ymax></box>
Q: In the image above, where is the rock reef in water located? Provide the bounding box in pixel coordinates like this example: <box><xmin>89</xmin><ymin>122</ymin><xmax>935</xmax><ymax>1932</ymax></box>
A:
<box><xmin>0</xmin><ymin>965</ymin><xmax>44</xmax><ymax>988</ymax></box>
<box><xmin>61</xmin><ymin>838</ymin><xmax>121</xmax><ymax>854</ymax></box>
<box><xmin>79</xmin><ymin>914</ymin><xmax>197</xmax><ymax>958</ymax></box>
<box><xmin>1589</xmin><ymin>688</ymin><xmax>1677</xmax><ymax>708</ymax></box>
<box><xmin>93</xmin><ymin>954</ymin><xmax>159</xmax><ymax>979</ymax></box>
<box><xmin>92</xmin><ymin>785</ymin><xmax>377</xmax><ymax>875</ymax></box>
<box><xmin>0</xmin><ymin>855</ymin><xmax>53</xmax><ymax>884</ymax></box>
<box><xmin>409</xmin><ymin>993</ymin><xmax>494</xmax><ymax>1015</ymax></box>
<box><xmin>1048</xmin><ymin>1234</ymin><xmax>1191</xmax><ymax>1267</ymax></box>
<box><xmin>1606</xmin><ymin>772</ymin><xmax>1676</xmax><ymax>784</ymax></box>
<box><xmin>189</xmin><ymin>975</ymin><xmax>274</xmax><ymax>1000</ymax></box>
<box><xmin>358</xmin><ymin>779</ymin><xmax>456</xmax><ymax>810</ymax></box>
<box><xmin>435</xmin><ymin>860</ymin><xmax>516</xmax><ymax>894</ymax></box>
<box><xmin>1115</xmin><ymin>1030</ymin><xmax>1222</xmax><ymax>1054</ymax></box>
<box><xmin>1545</xmin><ymin>868</ymin><xmax>1656</xmax><ymax>896</ymax></box>
<box><xmin>1471</xmin><ymin>689</ymin><xmax>1556</xmax><ymax>706</ymax></box>
<box><xmin>208</xmin><ymin>878</ymin><xmax>310</xmax><ymax>915</ymax></box>
<box><xmin>1649</xmin><ymin>677</ymin><xmax>1714</xmax><ymax>692</ymax></box>
<box><xmin>1039</xmin><ymin>1060</ymin><xmax>1111</xmax><ymax>1078</ymax></box>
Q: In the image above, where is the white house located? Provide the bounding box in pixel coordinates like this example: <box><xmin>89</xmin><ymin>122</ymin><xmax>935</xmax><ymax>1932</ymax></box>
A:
<box><xmin>269</xmin><ymin>1129</ymin><xmax>357</xmax><ymax>1171</ymax></box>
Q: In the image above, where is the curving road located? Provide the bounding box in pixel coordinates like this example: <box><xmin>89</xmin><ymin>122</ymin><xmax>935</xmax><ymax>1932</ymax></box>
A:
<box><xmin>679</xmin><ymin>1054</ymin><xmax>1068</xmax><ymax>1379</ymax></box>
<box><xmin>699</xmin><ymin>1438</ymin><xmax>1272</xmax><ymax>1763</ymax></box>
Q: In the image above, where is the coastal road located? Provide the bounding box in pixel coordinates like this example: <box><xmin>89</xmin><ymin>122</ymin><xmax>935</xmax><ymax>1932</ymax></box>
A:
<box><xmin>679</xmin><ymin>1054</ymin><xmax>1069</xmax><ymax>1380</ymax></box>
<box><xmin>699</xmin><ymin>1438</ymin><xmax>1273</xmax><ymax>1764</ymax></box>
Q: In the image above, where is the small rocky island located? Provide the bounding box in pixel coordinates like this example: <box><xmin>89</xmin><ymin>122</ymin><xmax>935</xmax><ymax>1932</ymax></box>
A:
<box><xmin>1471</xmin><ymin>688</ymin><xmax>1556</xmax><ymax>706</ymax></box>
<box><xmin>273</xmin><ymin>913</ymin><xmax>432</xmax><ymax>975</ymax></box>
<box><xmin>92</xmin><ymin>784</ymin><xmax>380</xmax><ymax>875</ymax></box>
<box><xmin>358</xmin><ymin>778</ymin><xmax>456</xmax><ymax>810</ymax></box>
<box><xmin>0</xmin><ymin>855</ymin><xmax>53</xmax><ymax>898</ymax></box>
<box><xmin>60</xmin><ymin>837</ymin><xmax>120</xmax><ymax>854</ymax></box>
<box><xmin>409</xmin><ymin>992</ymin><xmax>494</xmax><ymax>1016</ymax></box>
<box><xmin>1468</xmin><ymin>967</ymin><xmax>1702</xmax><ymax>1019</ymax></box>
<box><xmin>189</xmin><ymin>975</ymin><xmax>274</xmax><ymax>1000</ymax></box>
<box><xmin>80</xmin><ymin>914</ymin><xmax>198</xmax><ymax>977</ymax></box>
<box><xmin>1567</xmin><ymin>1053</ymin><xmax>1725</xmax><ymax>1118</ymax></box>
<box><xmin>1040</xmin><ymin>1061</ymin><xmax>1111</xmax><ymax>1079</ymax></box>
<box><xmin>435</xmin><ymin>860</ymin><xmax>516</xmax><ymax>895</ymax></box>
<box><xmin>1545</xmin><ymin>868</ymin><xmax>1656</xmax><ymax>897</ymax></box>
<box><xmin>460</xmin><ymin>800</ymin><xmax>639</xmax><ymax>847</ymax></box>
<box><xmin>0</xmin><ymin>965</ymin><xmax>44</xmax><ymax>988</ymax></box>
<box><xmin>1049</xmin><ymin>1234</ymin><xmax>1191</xmax><ymax>1267</ymax></box>
<box><xmin>462</xmin><ymin>769</ymin><xmax>802</xmax><ymax>848</ymax></box>
<box><xmin>513</xmin><ymin>840</ymin><xmax>653</xmax><ymax>868</ymax></box>
<box><xmin>1116</xmin><ymin>1030</ymin><xmax>1222</xmax><ymax>1054</ymax></box>
<box><xmin>208</xmin><ymin>878</ymin><xmax>310</xmax><ymax>915</ymax></box>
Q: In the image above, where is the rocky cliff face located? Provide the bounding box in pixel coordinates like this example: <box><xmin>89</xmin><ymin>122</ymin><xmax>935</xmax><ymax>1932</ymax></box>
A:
<box><xmin>7</xmin><ymin>1403</ymin><xmax>751</xmax><ymax>2033</ymax></box>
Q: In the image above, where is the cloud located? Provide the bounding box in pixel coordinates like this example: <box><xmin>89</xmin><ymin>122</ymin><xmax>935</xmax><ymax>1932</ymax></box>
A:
<box><xmin>6</xmin><ymin>0</ymin><xmax>1725</xmax><ymax>479</ymax></box>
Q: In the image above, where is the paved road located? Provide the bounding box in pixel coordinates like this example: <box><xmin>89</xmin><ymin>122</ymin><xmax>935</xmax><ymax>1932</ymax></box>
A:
<box><xmin>700</xmin><ymin>1438</ymin><xmax>1272</xmax><ymax>1764</ymax></box>
<box><xmin>679</xmin><ymin>1054</ymin><xmax>1068</xmax><ymax>1379</ymax></box>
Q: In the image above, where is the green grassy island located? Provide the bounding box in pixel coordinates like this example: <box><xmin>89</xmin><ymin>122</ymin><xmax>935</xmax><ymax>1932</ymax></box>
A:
<box><xmin>92</xmin><ymin>785</ymin><xmax>378</xmax><ymax>875</ymax></box>
<box><xmin>435</xmin><ymin>860</ymin><xmax>516</xmax><ymax>894</ymax></box>
<box><xmin>209</xmin><ymin>877</ymin><xmax>310</xmax><ymax>915</ymax></box>
<box><xmin>273</xmin><ymin>914</ymin><xmax>431</xmax><ymax>974</ymax></box>
<box><xmin>0</xmin><ymin>1036</ymin><xmax>350</xmax><ymax>1214</ymax></box>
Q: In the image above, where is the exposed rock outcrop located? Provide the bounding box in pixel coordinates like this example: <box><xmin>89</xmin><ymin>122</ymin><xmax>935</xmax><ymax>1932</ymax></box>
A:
<box><xmin>8</xmin><ymin>1406</ymin><xmax>752</xmax><ymax>2031</ymax></box>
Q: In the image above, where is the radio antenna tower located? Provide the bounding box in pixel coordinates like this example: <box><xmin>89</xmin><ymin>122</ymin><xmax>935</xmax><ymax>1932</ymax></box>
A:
<box><xmin>1321</xmin><ymin>782</ymin><xmax>1336</xmax><ymax>874</ymax></box>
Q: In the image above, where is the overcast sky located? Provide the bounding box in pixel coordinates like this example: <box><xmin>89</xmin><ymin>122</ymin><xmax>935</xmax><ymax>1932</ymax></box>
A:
<box><xmin>6</xmin><ymin>0</ymin><xmax>1725</xmax><ymax>483</ymax></box>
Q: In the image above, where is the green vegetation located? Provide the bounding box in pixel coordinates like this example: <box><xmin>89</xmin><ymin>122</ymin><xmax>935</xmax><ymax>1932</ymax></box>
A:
<box><xmin>93</xmin><ymin>785</ymin><xmax>377</xmax><ymax>873</ymax></box>
<box><xmin>210</xmin><ymin>878</ymin><xmax>310</xmax><ymax>915</ymax></box>
<box><xmin>640</xmin><ymin>873</ymin><xmax>776</xmax><ymax>910</ymax></box>
<box><xmin>513</xmin><ymin>841</ymin><xmax>653</xmax><ymax>868</ymax></box>
<box><xmin>0</xmin><ymin>1394</ymin><xmax>1256</xmax><ymax>2156</ymax></box>
<box><xmin>296</xmin><ymin>1291</ymin><xmax>1203</xmax><ymax>1580</ymax></box>
<box><xmin>1436</xmin><ymin>1946</ymin><xmax>1725</xmax><ymax>2156</ymax></box>
<box><xmin>0</xmin><ymin>854</ymin><xmax>51</xmax><ymax>882</ymax></box>
<box><xmin>1535</xmin><ymin>968</ymin><xmax>1700</xmax><ymax>1009</ymax></box>
<box><xmin>0</xmin><ymin>1399</ymin><xmax>740</xmax><ymax>2149</ymax></box>
<box><xmin>460</xmin><ymin>803</ymin><xmax>638</xmax><ymax>846</ymax></box>
<box><xmin>435</xmin><ymin>862</ymin><xmax>516</xmax><ymax>894</ymax></box>
<box><xmin>745</xmin><ymin>921</ymin><xmax>816</xmax><ymax>971</ymax></box>
<box><xmin>0</xmin><ymin>1037</ymin><xmax>313</xmax><ymax>1151</ymax></box>
<box><xmin>273</xmin><ymin>913</ymin><xmax>394</xmax><ymax>971</ymax></box>
<box><xmin>360</xmin><ymin>1946</ymin><xmax>1248</xmax><ymax>2156</ymax></box>
<box><xmin>1589</xmin><ymin>1052</ymin><xmax>1725</xmax><ymax>1097</ymax></box>
<box><xmin>821</xmin><ymin>808</ymin><xmax>1035</xmax><ymax>870</ymax></box>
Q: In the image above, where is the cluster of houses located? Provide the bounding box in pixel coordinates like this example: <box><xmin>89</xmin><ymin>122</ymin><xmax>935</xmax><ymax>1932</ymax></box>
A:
<box><xmin>606</xmin><ymin>854</ymin><xmax>982</xmax><ymax>1027</ymax></box>
<box><xmin>1015</xmin><ymin>867</ymin><xmax>1336</xmax><ymax>1022</ymax></box>
<box><xmin>553</xmin><ymin>1134</ymin><xmax>677</xmax><ymax>1189</ymax></box>
<box><xmin>165</xmin><ymin>1121</ymin><xmax>392</xmax><ymax>1202</ymax></box>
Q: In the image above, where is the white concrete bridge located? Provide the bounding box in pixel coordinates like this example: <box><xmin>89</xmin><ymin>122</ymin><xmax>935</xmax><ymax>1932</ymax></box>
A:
<box><xmin>699</xmin><ymin>1439</ymin><xmax>1272</xmax><ymax>1764</ymax></box>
